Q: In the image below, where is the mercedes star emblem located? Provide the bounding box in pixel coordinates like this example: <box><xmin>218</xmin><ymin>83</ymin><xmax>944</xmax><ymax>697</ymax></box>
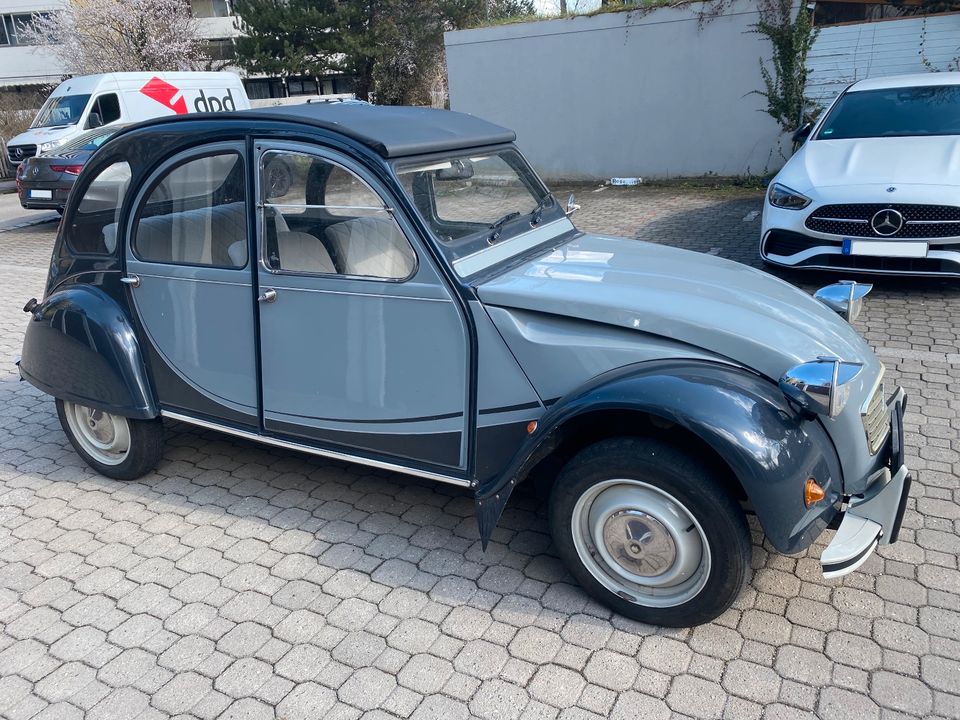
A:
<box><xmin>32</xmin><ymin>165</ymin><xmax>39</xmax><ymax>177</ymax></box>
<box><xmin>870</xmin><ymin>209</ymin><xmax>904</xmax><ymax>236</ymax></box>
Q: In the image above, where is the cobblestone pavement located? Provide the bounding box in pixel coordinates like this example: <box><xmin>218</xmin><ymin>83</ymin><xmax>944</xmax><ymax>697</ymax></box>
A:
<box><xmin>1</xmin><ymin>187</ymin><xmax>959</xmax><ymax>720</ymax></box>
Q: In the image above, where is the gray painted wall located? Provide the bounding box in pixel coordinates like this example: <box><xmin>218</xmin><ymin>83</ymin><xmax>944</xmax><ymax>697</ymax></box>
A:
<box><xmin>445</xmin><ymin>2</ymin><xmax>787</xmax><ymax>180</ymax></box>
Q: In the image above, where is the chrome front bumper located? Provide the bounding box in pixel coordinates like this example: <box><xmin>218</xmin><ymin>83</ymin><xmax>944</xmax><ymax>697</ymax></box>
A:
<box><xmin>821</xmin><ymin>387</ymin><xmax>912</xmax><ymax>579</ymax></box>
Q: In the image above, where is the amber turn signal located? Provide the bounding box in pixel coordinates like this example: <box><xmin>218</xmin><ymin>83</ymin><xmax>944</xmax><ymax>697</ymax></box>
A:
<box><xmin>804</xmin><ymin>477</ymin><xmax>826</xmax><ymax>507</ymax></box>
<box><xmin>526</xmin><ymin>421</ymin><xmax>538</xmax><ymax>434</ymax></box>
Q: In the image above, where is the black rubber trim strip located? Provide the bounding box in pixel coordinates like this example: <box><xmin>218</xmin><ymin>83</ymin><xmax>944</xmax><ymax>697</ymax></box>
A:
<box><xmin>478</xmin><ymin>401</ymin><xmax>541</xmax><ymax>416</ymax></box>
<box><xmin>888</xmin><ymin>473</ymin><xmax>913</xmax><ymax>545</ymax></box>
<box><xmin>821</xmin><ymin>530</ymin><xmax>880</xmax><ymax>575</ymax></box>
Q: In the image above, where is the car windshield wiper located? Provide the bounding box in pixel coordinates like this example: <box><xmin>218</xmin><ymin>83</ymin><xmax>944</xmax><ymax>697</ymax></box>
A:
<box><xmin>529</xmin><ymin>194</ymin><xmax>555</xmax><ymax>227</ymax></box>
<box><xmin>488</xmin><ymin>211</ymin><xmax>521</xmax><ymax>244</ymax></box>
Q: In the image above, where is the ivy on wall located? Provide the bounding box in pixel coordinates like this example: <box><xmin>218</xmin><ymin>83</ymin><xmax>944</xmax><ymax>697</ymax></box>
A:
<box><xmin>751</xmin><ymin>0</ymin><xmax>819</xmax><ymax>134</ymax></box>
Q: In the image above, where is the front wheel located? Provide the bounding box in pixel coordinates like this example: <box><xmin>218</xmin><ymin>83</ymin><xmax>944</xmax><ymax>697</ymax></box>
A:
<box><xmin>549</xmin><ymin>437</ymin><xmax>751</xmax><ymax>627</ymax></box>
<box><xmin>57</xmin><ymin>399</ymin><xmax>164</xmax><ymax>480</ymax></box>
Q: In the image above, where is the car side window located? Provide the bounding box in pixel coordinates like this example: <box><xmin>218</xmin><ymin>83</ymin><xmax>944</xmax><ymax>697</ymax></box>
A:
<box><xmin>68</xmin><ymin>160</ymin><xmax>132</xmax><ymax>255</ymax></box>
<box><xmin>133</xmin><ymin>152</ymin><xmax>248</xmax><ymax>268</ymax></box>
<box><xmin>260</xmin><ymin>150</ymin><xmax>416</xmax><ymax>280</ymax></box>
<box><xmin>92</xmin><ymin>94</ymin><xmax>121</xmax><ymax>125</ymax></box>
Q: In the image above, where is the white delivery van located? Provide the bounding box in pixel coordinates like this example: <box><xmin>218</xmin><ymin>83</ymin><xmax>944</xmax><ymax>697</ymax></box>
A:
<box><xmin>6</xmin><ymin>72</ymin><xmax>250</xmax><ymax>164</ymax></box>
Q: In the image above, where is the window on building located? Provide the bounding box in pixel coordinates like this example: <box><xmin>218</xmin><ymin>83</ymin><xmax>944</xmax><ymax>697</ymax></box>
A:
<box><xmin>288</xmin><ymin>79</ymin><xmax>318</xmax><ymax>96</ymax></box>
<box><xmin>191</xmin><ymin>0</ymin><xmax>231</xmax><ymax>18</ymax></box>
<box><xmin>2</xmin><ymin>13</ymin><xmax>47</xmax><ymax>45</ymax></box>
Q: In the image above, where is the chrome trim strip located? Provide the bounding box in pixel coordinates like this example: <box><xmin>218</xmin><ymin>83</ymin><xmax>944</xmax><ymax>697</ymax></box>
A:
<box><xmin>161</xmin><ymin>410</ymin><xmax>472</xmax><ymax>487</ymax></box>
<box><xmin>906</xmin><ymin>219</ymin><xmax>960</xmax><ymax>225</ymax></box>
<box><xmin>453</xmin><ymin>217</ymin><xmax>574</xmax><ymax>277</ymax></box>
<box><xmin>809</xmin><ymin>217</ymin><xmax>869</xmax><ymax>224</ymax></box>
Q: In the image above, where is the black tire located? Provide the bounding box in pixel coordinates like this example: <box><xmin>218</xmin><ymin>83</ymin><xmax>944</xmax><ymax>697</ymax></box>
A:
<box><xmin>549</xmin><ymin>436</ymin><xmax>751</xmax><ymax>627</ymax></box>
<box><xmin>56</xmin><ymin>399</ymin><xmax>164</xmax><ymax>480</ymax></box>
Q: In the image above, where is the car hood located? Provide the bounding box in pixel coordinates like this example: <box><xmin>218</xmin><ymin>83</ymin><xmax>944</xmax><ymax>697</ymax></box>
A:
<box><xmin>9</xmin><ymin>125</ymin><xmax>78</xmax><ymax>146</ymax></box>
<box><xmin>781</xmin><ymin>135</ymin><xmax>960</xmax><ymax>192</ymax></box>
<box><xmin>477</xmin><ymin>233</ymin><xmax>880</xmax><ymax>382</ymax></box>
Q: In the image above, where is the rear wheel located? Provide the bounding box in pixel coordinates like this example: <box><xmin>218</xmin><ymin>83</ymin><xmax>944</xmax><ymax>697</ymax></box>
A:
<box><xmin>549</xmin><ymin>437</ymin><xmax>751</xmax><ymax>627</ymax></box>
<box><xmin>57</xmin><ymin>399</ymin><xmax>164</xmax><ymax>480</ymax></box>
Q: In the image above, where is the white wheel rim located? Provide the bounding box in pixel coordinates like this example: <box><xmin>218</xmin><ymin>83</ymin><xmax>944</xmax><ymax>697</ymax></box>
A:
<box><xmin>571</xmin><ymin>479</ymin><xmax>712</xmax><ymax>608</ymax></box>
<box><xmin>64</xmin><ymin>402</ymin><xmax>131</xmax><ymax>466</ymax></box>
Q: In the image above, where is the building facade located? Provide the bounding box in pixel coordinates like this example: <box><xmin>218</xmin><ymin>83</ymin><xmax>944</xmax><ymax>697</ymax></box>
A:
<box><xmin>0</xmin><ymin>1</ymin><xmax>351</xmax><ymax>103</ymax></box>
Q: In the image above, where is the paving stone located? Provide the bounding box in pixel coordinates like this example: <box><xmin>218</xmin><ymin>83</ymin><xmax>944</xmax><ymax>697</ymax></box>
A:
<box><xmin>666</xmin><ymin>674</ymin><xmax>726</xmax><ymax>719</ymax></box>
<box><xmin>528</xmin><ymin>664</ymin><xmax>586</xmax><ymax>708</ymax></box>
<box><xmin>469</xmin><ymin>678</ymin><xmax>529</xmax><ymax>720</ymax></box>
<box><xmin>397</xmin><ymin>652</ymin><xmax>454</xmax><ymax>694</ymax></box>
<box><xmin>276</xmin><ymin>682</ymin><xmax>337</xmax><ymax>720</ymax></box>
<box><xmin>337</xmin><ymin>666</ymin><xmax>396</xmax><ymax>711</ymax></box>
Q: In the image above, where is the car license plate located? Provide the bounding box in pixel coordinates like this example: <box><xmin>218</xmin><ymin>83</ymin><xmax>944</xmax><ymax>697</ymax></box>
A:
<box><xmin>842</xmin><ymin>238</ymin><xmax>927</xmax><ymax>258</ymax></box>
<box><xmin>29</xmin><ymin>189</ymin><xmax>52</xmax><ymax>199</ymax></box>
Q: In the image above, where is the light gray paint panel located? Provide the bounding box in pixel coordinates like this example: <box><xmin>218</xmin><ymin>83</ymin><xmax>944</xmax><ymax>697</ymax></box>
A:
<box><xmin>470</xmin><ymin>301</ymin><xmax>543</xmax><ymax>419</ymax></box>
<box><xmin>486</xmin><ymin>306</ymin><xmax>727</xmax><ymax>401</ymax></box>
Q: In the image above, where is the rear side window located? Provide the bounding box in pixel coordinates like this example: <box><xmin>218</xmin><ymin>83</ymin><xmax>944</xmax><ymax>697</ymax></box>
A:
<box><xmin>68</xmin><ymin>160</ymin><xmax>132</xmax><ymax>255</ymax></box>
<box><xmin>134</xmin><ymin>152</ymin><xmax>248</xmax><ymax>268</ymax></box>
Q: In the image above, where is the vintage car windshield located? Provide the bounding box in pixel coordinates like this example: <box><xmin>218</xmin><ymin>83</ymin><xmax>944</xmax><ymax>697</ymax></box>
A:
<box><xmin>816</xmin><ymin>85</ymin><xmax>960</xmax><ymax>139</ymax></box>
<box><xmin>32</xmin><ymin>94</ymin><xmax>91</xmax><ymax>128</ymax></box>
<box><xmin>393</xmin><ymin>148</ymin><xmax>566</xmax><ymax>275</ymax></box>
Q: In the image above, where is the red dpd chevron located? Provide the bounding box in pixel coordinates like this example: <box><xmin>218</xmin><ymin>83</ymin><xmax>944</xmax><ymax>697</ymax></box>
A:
<box><xmin>140</xmin><ymin>76</ymin><xmax>187</xmax><ymax>115</ymax></box>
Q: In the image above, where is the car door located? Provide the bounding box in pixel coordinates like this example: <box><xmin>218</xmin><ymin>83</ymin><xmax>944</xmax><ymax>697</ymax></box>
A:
<box><xmin>254</xmin><ymin>142</ymin><xmax>470</xmax><ymax>472</ymax></box>
<box><xmin>125</xmin><ymin>142</ymin><xmax>258</xmax><ymax>426</ymax></box>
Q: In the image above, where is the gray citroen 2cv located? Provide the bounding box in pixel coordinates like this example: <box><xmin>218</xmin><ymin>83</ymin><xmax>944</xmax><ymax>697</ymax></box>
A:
<box><xmin>19</xmin><ymin>103</ymin><xmax>911</xmax><ymax>626</ymax></box>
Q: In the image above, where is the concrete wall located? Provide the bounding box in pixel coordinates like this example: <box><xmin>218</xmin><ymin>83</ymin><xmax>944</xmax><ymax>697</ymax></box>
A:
<box><xmin>445</xmin><ymin>2</ymin><xmax>787</xmax><ymax>180</ymax></box>
<box><xmin>807</xmin><ymin>14</ymin><xmax>960</xmax><ymax>105</ymax></box>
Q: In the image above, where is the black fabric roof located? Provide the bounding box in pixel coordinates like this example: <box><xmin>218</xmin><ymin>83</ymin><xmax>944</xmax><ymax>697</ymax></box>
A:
<box><xmin>237</xmin><ymin>102</ymin><xmax>516</xmax><ymax>158</ymax></box>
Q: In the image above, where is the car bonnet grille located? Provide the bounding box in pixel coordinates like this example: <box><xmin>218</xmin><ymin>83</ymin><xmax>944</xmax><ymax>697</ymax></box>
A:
<box><xmin>862</xmin><ymin>380</ymin><xmax>890</xmax><ymax>455</ymax></box>
<box><xmin>806</xmin><ymin>204</ymin><xmax>960</xmax><ymax>239</ymax></box>
<box><xmin>7</xmin><ymin>144</ymin><xmax>37</xmax><ymax>163</ymax></box>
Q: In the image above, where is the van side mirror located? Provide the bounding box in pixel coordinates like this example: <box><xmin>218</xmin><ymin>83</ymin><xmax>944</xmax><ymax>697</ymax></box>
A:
<box><xmin>792</xmin><ymin>122</ymin><xmax>812</xmax><ymax>144</ymax></box>
<box><xmin>87</xmin><ymin>112</ymin><xmax>103</xmax><ymax>129</ymax></box>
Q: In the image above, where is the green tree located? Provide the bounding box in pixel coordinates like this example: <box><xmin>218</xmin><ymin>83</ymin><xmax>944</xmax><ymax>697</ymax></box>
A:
<box><xmin>231</xmin><ymin>0</ymin><xmax>342</xmax><ymax>79</ymax></box>
<box><xmin>232</xmin><ymin>0</ymin><xmax>535</xmax><ymax>104</ymax></box>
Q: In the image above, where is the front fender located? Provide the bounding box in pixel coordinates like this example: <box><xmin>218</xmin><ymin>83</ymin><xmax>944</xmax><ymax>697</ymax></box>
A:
<box><xmin>476</xmin><ymin>359</ymin><xmax>843</xmax><ymax>554</ymax></box>
<box><xmin>19</xmin><ymin>285</ymin><xmax>157</xmax><ymax>419</ymax></box>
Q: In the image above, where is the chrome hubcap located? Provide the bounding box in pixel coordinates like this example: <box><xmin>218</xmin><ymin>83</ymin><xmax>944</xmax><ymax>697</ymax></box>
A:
<box><xmin>572</xmin><ymin>479</ymin><xmax>711</xmax><ymax>608</ymax></box>
<box><xmin>602</xmin><ymin>510</ymin><xmax>677</xmax><ymax>578</ymax></box>
<box><xmin>64</xmin><ymin>402</ymin><xmax>131</xmax><ymax>466</ymax></box>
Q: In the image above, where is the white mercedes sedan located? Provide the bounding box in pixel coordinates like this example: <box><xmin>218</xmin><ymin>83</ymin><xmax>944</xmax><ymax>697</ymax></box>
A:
<box><xmin>761</xmin><ymin>72</ymin><xmax>960</xmax><ymax>276</ymax></box>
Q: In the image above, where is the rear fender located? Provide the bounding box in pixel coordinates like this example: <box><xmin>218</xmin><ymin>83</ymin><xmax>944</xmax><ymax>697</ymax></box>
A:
<box><xmin>19</xmin><ymin>284</ymin><xmax>157</xmax><ymax>419</ymax></box>
<box><xmin>475</xmin><ymin>360</ymin><xmax>843</xmax><ymax>554</ymax></box>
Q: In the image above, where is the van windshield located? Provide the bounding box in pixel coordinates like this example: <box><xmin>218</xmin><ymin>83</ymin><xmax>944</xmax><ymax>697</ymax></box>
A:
<box><xmin>32</xmin><ymin>94</ymin><xmax>91</xmax><ymax>128</ymax></box>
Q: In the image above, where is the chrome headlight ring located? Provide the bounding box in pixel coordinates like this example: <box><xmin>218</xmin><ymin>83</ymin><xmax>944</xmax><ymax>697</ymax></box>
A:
<box><xmin>779</xmin><ymin>356</ymin><xmax>864</xmax><ymax>419</ymax></box>
<box><xmin>814</xmin><ymin>280</ymin><xmax>873</xmax><ymax>323</ymax></box>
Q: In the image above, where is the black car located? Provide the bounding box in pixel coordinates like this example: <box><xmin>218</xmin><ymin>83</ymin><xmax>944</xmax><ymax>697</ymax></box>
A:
<box><xmin>17</xmin><ymin>125</ymin><xmax>127</xmax><ymax>211</ymax></box>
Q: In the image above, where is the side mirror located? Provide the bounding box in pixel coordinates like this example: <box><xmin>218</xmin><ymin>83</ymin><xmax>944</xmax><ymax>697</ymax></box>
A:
<box><xmin>792</xmin><ymin>122</ymin><xmax>812</xmax><ymax>144</ymax></box>
<box><xmin>87</xmin><ymin>112</ymin><xmax>103</xmax><ymax>129</ymax></box>
<box><xmin>565</xmin><ymin>193</ymin><xmax>580</xmax><ymax>217</ymax></box>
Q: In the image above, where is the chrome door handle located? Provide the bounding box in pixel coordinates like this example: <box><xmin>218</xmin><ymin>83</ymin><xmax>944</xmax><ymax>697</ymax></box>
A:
<box><xmin>120</xmin><ymin>275</ymin><xmax>140</xmax><ymax>288</ymax></box>
<box><xmin>258</xmin><ymin>288</ymin><xmax>277</xmax><ymax>303</ymax></box>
